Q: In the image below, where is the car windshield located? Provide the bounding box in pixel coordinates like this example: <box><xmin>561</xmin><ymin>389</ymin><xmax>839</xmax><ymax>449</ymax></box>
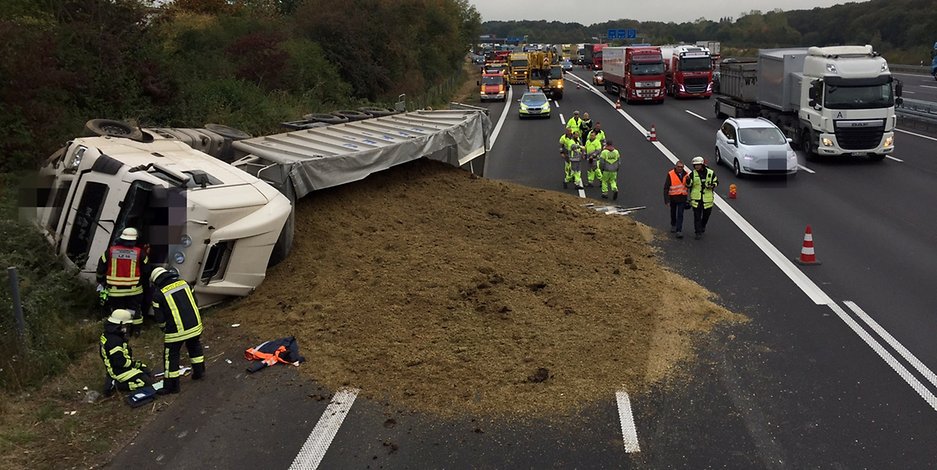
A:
<box><xmin>738</xmin><ymin>127</ymin><xmax>787</xmax><ymax>145</ymax></box>
<box><xmin>511</xmin><ymin>59</ymin><xmax>528</xmax><ymax>67</ymax></box>
<box><xmin>521</xmin><ymin>94</ymin><xmax>547</xmax><ymax>105</ymax></box>
<box><xmin>679</xmin><ymin>57</ymin><xmax>712</xmax><ymax>71</ymax></box>
<box><xmin>482</xmin><ymin>76</ymin><xmax>503</xmax><ymax>85</ymax></box>
<box><xmin>824</xmin><ymin>83</ymin><xmax>894</xmax><ymax>109</ymax></box>
<box><xmin>631</xmin><ymin>62</ymin><xmax>665</xmax><ymax>75</ymax></box>
<box><xmin>549</xmin><ymin>67</ymin><xmax>563</xmax><ymax>79</ymax></box>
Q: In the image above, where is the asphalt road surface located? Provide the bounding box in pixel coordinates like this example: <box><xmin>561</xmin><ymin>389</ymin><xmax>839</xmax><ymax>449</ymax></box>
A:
<box><xmin>108</xmin><ymin>71</ymin><xmax>937</xmax><ymax>468</ymax></box>
<box><xmin>894</xmin><ymin>72</ymin><xmax>937</xmax><ymax>102</ymax></box>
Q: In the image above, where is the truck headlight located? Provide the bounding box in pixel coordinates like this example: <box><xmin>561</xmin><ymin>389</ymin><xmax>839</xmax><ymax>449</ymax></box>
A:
<box><xmin>173</xmin><ymin>251</ymin><xmax>186</xmax><ymax>264</ymax></box>
<box><xmin>821</xmin><ymin>138</ymin><xmax>834</xmax><ymax>147</ymax></box>
<box><xmin>884</xmin><ymin>136</ymin><xmax>894</xmax><ymax>147</ymax></box>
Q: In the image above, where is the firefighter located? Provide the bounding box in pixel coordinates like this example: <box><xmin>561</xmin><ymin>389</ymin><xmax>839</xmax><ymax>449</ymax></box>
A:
<box><xmin>100</xmin><ymin>309</ymin><xmax>153</xmax><ymax>395</ymax></box>
<box><xmin>559</xmin><ymin>128</ymin><xmax>579</xmax><ymax>188</ymax></box>
<box><xmin>599</xmin><ymin>140</ymin><xmax>621</xmax><ymax>200</ymax></box>
<box><xmin>96</xmin><ymin>227</ymin><xmax>150</xmax><ymax>335</ymax></box>
<box><xmin>150</xmin><ymin>267</ymin><xmax>205</xmax><ymax>394</ymax></box>
<box><xmin>566</xmin><ymin>110</ymin><xmax>583</xmax><ymax>137</ymax></box>
<box><xmin>579</xmin><ymin>112</ymin><xmax>594</xmax><ymax>146</ymax></box>
<box><xmin>584</xmin><ymin>130</ymin><xmax>604</xmax><ymax>187</ymax></box>
<box><xmin>685</xmin><ymin>156</ymin><xmax>719</xmax><ymax>240</ymax></box>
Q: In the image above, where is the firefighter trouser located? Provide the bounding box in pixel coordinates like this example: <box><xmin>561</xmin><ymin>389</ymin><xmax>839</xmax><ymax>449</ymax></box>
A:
<box><xmin>163</xmin><ymin>336</ymin><xmax>205</xmax><ymax>392</ymax></box>
<box><xmin>565</xmin><ymin>160</ymin><xmax>582</xmax><ymax>187</ymax></box>
<box><xmin>601</xmin><ymin>170</ymin><xmax>618</xmax><ymax>195</ymax></box>
<box><xmin>108</xmin><ymin>371</ymin><xmax>152</xmax><ymax>393</ymax></box>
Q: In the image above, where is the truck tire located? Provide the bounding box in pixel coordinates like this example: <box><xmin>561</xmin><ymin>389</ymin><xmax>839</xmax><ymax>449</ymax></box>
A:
<box><xmin>84</xmin><ymin>119</ymin><xmax>143</xmax><ymax>140</ymax></box>
<box><xmin>357</xmin><ymin>106</ymin><xmax>397</xmax><ymax>117</ymax></box>
<box><xmin>204</xmin><ymin>123</ymin><xmax>252</xmax><ymax>141</ymax></box>
<box><xmin>303</xmin><ymin>113</ymin><xmax>349</xmax><ymax>125</ymax></box>
<box><xmin>333</xmin><ymin>110</ymin><xmax>372</xmax><ymax>121</ymax></box>
<box><xmin>800</xmin><ymin>128</ymin><xmax>818</xmax><ymax>161</ymax></box>
<box><xmin>268</xmin><ymin>182</ymin><xmax>296</xmax><ymax>268</ymax></box>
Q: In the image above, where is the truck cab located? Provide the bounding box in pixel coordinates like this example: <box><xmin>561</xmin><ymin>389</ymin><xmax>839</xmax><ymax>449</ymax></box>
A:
<box><xmin>479</xmin><ymin>72</ymin><xmax>507</xmax><ymax>101</ymax></box>
<box><xmin>623</xmin><ymin>47</ymin><xmax>665</xmax><ymax>103</ymax></box>
<box><xmin>526</xmin><ymin>51</ymin><xmax>564</xmax><ymax>99</ymax></box>
<box><xmin>667</xmin><ymin>45</ymin><xmax>714</xmax><ymax>98</ymax></box>
<box><xmin>508</xmin><ymin>52</ymin><xmax>530</xmax><ymax>84</ymax></box>
<box><xmin>35</xmin><ymin>131</ymin><xmax>292</xmax><ymax>307</ymax></box>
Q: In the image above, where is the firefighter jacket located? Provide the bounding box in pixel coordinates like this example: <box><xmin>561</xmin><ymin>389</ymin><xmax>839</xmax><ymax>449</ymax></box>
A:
<box><xmin>245</xmin><ymin>336</ymin><xmax>306</xmax><ymax>373</ymax></box>
<box><xmin>686</xmin><ymin>167</ymin><xmax>718</xmax><ymax>209</ymax></box>
<box><xmin>96</xmin><ymin>240</ymin><xmax>149</xmax><ymax>297</ymax></box>
<box><xmin>100</xmin><ymin>326</ymin><xmax>146</xmax><ymax>382</ymax></box>
<box><xmin>152</xmin><ymin>276</ymin><xmax>203</xmax><ymax>343</ymax></box>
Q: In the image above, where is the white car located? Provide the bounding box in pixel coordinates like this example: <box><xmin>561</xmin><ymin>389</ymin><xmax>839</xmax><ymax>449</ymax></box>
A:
<box><xmin>715</xmin><ymin>117</ymin><xmax>798</xmax><ymax>176</ymax></box>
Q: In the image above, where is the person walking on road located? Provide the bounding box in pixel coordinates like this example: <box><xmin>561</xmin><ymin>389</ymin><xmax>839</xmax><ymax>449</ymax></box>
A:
<box><xmin>599</xmin><ymin>140</ymin><xmax>621</xmax><ymax>200</ymax></box>
<box><xmin>686</xmin><ymin>156</ymin><xmax>719</xmax><ymax>240</ymax></box>
<box><xmin>579</xmin><ymin>112</ymin><xmax>594</xmax><ymax>145</ymax></box>
<box><xmin>150</xmin><ymin>267</ymin><xmax>205</xmax><ymax>394</ymax></box>
<box><xmin>559</xmin><ymin>128</ymin><xmax>579</xmax><ymax>188</ymax></box>
<box><xmin>663</xmin><ymin>160</ymin><xmax>689</xmax><ymax>238</ymax></box>
<box><xmin>96</xmin><ymin>227</ymin><xmax>150</xmax><ymax>336</ymax></box>
<box><xmin>584</xmin><ymin>130</ymin><xmax>604</xmax><ymax>187</ymax></box>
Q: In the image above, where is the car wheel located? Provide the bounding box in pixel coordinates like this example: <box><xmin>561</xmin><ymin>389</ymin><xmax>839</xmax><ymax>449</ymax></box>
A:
<box><xmin>714</xmin><ymin>148</ymin><xmax>722</xmax><ymax>166</ymax></box>
<box><xmin>733</xmin><ymin>158</ymin><xmax>743</xmax><ymax>178</ymax></box>
<box><xmin>84</xmin><ymin>119</ymin><xmax>143</xmax><ymax>140</ymax></box>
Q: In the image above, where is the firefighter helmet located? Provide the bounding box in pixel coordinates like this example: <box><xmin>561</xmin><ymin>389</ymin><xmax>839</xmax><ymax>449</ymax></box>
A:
<box><xmin>150</xmin><ymin>266</ymin><xmax>169</xmax><ymax>284</ymax></box>
<box><xmin>120</xmin><ymin>227</ymin><xmax>138</xmax><ymax>241</ymax></box>
<box><xmin>107</xmin><ymin>309</ymin><xmax>134</xmax><ymax>325</ymax></box>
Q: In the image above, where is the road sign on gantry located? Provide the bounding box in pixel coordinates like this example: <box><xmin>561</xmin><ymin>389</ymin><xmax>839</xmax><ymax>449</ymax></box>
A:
<box><xmin>625</xmin><ymin>29</ymin><xmax>637</xmax><ymax>39</ymax></box>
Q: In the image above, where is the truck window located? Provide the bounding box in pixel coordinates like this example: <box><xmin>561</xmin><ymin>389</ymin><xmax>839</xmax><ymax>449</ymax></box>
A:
<box><xmin>65</xmin><ymin>181</ymin><xmax>108</xmax><ymax>265</ymax></box>
<box><xmin>824</xmin><ymin>82</ymin><xmax>894</xmax><ymax>109</ymax></box>
<box><xmin>549</xmin><ymin>67</ymin><xmax>563</xmax><ymax>79</ymax></box>
<box><xmin>679</xmin><ymin>57</ymin><xmax>712</xmax><ymax>71</ymax></box>
<box><xmin>631</xmin><ymin>63</ymin><xmax>665</xmax><ymax>75</ymax></box>
<box><xmin>44</xmin><ymin>180</ymin><xmax>72</xmax><ymax>234</ymax></box>
<box><xmin>115</xmin><ymin>181</ymin><xmax>179</xmax><ymax>265</ymax></box>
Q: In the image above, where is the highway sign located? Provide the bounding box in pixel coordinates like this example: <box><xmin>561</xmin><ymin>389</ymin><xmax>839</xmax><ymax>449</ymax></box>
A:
<box><xmin>625</xmin><ymin>28</ymin><xmax>637</xmax><ymax>39</ymax></box>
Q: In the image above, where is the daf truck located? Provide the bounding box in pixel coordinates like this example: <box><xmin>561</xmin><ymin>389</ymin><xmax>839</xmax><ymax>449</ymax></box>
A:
<box><xmin>602</xmin><ymin>46</ymin><xmax>666</xmax><ymax>104</ymax></box>
<box><xmin>714</xmin><ymin>45</ymin><xmax>900</xmax><ymax>160</ymax></box>
<box><xmin>33</xmin><ymin>110</ymin><xmax>491</xmax><ymax>306</ymax></box>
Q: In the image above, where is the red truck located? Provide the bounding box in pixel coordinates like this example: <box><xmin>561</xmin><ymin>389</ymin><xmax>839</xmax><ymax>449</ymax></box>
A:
<box><xmin>583</xmin><ymin>43</ymin><xmax>607</xmax><ymax>70</ymax></box>
<box><xmin>661</xmin><ymin>45</ymin><xmax>714</xmax><ymax>98</ymax></box>
<box><xmin>601</xmin><ymin>46</ymin><xmax>665</xmax><ymax>104</ymax></box>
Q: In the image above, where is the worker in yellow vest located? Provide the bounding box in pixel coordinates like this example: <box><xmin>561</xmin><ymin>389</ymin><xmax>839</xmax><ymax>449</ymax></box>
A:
<box><xmin>584</xmin><ymin>130</ymin><xmax>604</xmax><ymax>187</ymax></box>
<box><xmin>599</xmin><ymin>141</ymin><xmax>621</xmax><ymax>200</ymax></box>
<box><xmin>559</xmin><ymin>128</ymin><xmax>579</xmax><ymax>189</ymax></box>
<box><xmin>685</xmin><ymin>156</ymin><xmax>719</xmax><ymax>240</ymax></box>
<box><xmin>566</xmin><ymin>110</ymin><xmax>583</xmax><ymax>136</ymax></box>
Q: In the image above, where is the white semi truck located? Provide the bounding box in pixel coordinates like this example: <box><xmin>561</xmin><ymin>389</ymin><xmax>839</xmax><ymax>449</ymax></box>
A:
<box><xmin>714</xmin><ymin>45</ymin><xmax>901</xmax><ymax>160</ymax></box>
<box><xmin>33</xmin><ymin>110</ymin><xmax>491</xmax><ymax>306</ymax></box>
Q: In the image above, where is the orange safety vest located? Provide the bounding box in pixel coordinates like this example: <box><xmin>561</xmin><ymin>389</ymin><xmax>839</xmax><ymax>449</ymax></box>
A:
<box><xmin>106</xmin><ymin>245</ymin><xmax>143</xmax><ymax>287</ymax></box>
<box><xmin>668</xmin><ymin>169</ymin><xmax>688</xmax><ymax>197</ymax></box>
<box><xmin>245</xmin><ymin>345</ymin><xmax>292</xmax><ymax>368</ymax></box>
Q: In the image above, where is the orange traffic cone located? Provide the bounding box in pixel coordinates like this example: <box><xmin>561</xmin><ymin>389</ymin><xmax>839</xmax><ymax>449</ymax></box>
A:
<box><xmin>729</xmin><ymin>183</ymin><xmax>737</xmax><ymax>199</ymax></box>
<box><xmin>577</xmin><ymin>83</ymin><xmax>581</xmax><ymax>89</ymax></box>
<box><xmin>615</xmin><ymin>99</ymin><xmax>621</xmax><ymax>109</ymax></box>
<box><xmin>646</xmin><ymin>124</ymin><xmax>657</xmax><ymax>142</ymax></box>
<box><xmin>796</xmin><ymin>225</ymin><xmax>821</xmax><ymax>265</ymax></box>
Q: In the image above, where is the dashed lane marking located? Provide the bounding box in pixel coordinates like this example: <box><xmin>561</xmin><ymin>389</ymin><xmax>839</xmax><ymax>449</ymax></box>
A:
<box><xmin>289</xmin><ymin>388</ymin><xmax>359</xmax><ymax>470</ymax></box>
<box><xmin>885</xmin><ymin>155</ymin><xmax>904</xmax><ymax>162</ymax></box>
<box><xmin>615</xmin><ymin>390</ymin><xmax>641</xmax><ymax>453</ymax></box>
<box><xmin>560</xmin><ymin>113</ymin><xmax>566</xmax><ymax>125</ymax></box>
<box><xmin>685</xmin><ymin>110</ymin><xmax>707</xmax><ymax>121</ymax></box>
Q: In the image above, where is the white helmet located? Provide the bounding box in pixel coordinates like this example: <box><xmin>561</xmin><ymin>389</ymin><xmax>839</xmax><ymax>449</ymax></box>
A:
<box><xmin>107</xmin><ymin>309</ymin><xmax>134</xmax><ymax>325</ymax></box>
<box><xmin>120</xmin><ymin>227</ymin><xmax>138</xmax><ymax>241</ymax></box>
<box><xmin>692</xmin><ymin>156</ymin><xmax>705</xmax><ymax>165</ymax></box>
<box><xmin>150</xmin><ymin>266</ymin><xmax>168</xmax><ymax>284</ymax></box>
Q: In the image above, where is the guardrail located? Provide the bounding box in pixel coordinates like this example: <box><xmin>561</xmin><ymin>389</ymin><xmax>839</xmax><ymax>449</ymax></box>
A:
<box><xmin>889</xmin><ymin>64</ymin><xmax>933</xmax><ymax>75</ymax></box>
<box><xmin>897</xmin><ymin>97</ymin><xmax>937</xmax><ymax>132</ymax></box>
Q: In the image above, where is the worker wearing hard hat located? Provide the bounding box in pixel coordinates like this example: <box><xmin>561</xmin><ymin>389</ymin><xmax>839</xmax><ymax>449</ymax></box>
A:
<box><xmin>100</xmin><ymin>309</ymin><xmax>153</xmax><ymax>395</ymax></box>
<box><xmin>685</xmin><ymin>156</ymin><xmax>719</xmax><ymax>240</ymax></box>
<box><xmin>150</xmin><ymin>267</ymin><xmax>205</xmax><ymax>394</ymax></box>
<box><xmin>96</xmin><ymin>227</ymin><xmax>151</xmax><ymax>335</ymax></box>
<box><xmin>599</xmin><ymin>140</ymin><xmax>621</xmax><ymax>200</ymax></box>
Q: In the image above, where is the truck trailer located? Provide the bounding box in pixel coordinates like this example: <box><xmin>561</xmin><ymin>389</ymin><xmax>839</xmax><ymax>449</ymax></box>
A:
<box><xmin>583</xmin><ymin>44</ymin><xmax>607</xmax><ymax>70</ymax></box>
<box><xmin>714</xmin><ymin>45</ymin><xmax>900</xmax><ymax>160</ymax></box>
<box><xmin>34</xmin><ymin>110</ymin><xmax>491</xmax><ymax>306</ymax></box>
<box><xmin>602</xmin><ymin>46</ymin><xmax>666</xmax><ymax>104</ymax></box>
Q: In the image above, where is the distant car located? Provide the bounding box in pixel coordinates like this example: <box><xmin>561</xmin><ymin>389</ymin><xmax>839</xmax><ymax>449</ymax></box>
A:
<box><xmin>592</xmin><ymin>71</ymin><xmax>604</xmax><ymax>86</ymax></box>
<box><xmin>715</xmin><ymin>117</ymin><xmax>798</xmax><ymax>176</ymax></box>
<box><xmin>518</xmin><ymin>90</ymin><xmax>551</xmax><ymax>119</ymax></box>
<box><xmin>471</xmin><ymin>53</ymin><xmax>485</xmax><ymax>64</ymax></box>
<box><xmin>561</xmin><ymin>59</ymin><xmax>573</xmax><ymax>72</ymax></box>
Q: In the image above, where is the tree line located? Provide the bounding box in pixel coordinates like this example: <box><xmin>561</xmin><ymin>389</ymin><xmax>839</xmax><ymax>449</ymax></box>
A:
<box><xmin>0</xmin><ymin>0</ymin><xmax>481</xmax><ymax>171</ymax></box>
<box><xmin>482</xmin><ymin>0</ymin><xmax>935</xmax><ymax>63</ymax></box>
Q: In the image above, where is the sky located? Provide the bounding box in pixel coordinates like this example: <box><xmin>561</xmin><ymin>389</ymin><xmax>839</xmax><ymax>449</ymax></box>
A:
<box><xmin>469</xmin><ymin>0</ymin><xmax>859</xmax><ymax>25</ymax></box>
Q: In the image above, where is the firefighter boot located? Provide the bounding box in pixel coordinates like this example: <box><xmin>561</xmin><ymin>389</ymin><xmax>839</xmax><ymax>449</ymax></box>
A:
<box><xmin>158</xmin><ymin>377</ymin><xmax>180</xmax><ymax>395</ymax></box>
<box><xmin>192</xmin><ymin>363</ymin><xmax>206</xmax><ymax>381</ymax></box>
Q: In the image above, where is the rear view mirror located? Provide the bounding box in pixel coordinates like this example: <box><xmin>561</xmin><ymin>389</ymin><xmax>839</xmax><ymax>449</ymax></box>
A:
<box><xmin>726</xmin><ymin>138</ymin><xmax>736</xmax><ymax>146</ymax></box>
<box><xmin>896</xmin><ymin>97</ymin><xmax>903</xmax><ymax>106</ymax></box>
<box><xmin>895</xmin><ymin>80</ymin><xmax>903</xmax><ymax>97</ymax></box>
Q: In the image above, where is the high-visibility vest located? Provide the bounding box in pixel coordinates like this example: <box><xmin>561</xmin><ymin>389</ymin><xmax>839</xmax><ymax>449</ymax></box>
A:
<box><xmin>559</xmin><ymin>134</ymin><xmax>577</xmax><ymax>152</ymax></box>
<box><xmin>585</xmin><ymin>137</ymin><xmax>603</xmax><ymax>157</ymax></box>
<box><xmin>687</xmin><ymin>168</ymin><xmax>718</xmax><ymax>209</ymax></box>
<box><xmin>594</xmin><ymin>130</ymin><xmax>606</xmax><ymax>145</ymax></box>
<box><xmin>600</xmin><ymin>148</ymin><xmax>620</xmax><ymax>172</ymax></box>
<box><xmin>566</xmin><ymin>116</ymin><xmax>583</xmax><ymax>134</ymax></box>
<box><xmin>668</xmin><ymin>169</ymin><xmax>688</xmax><ymax>196</ymax></box>
<box><xmin>154</xmin><ymin>279</ymin><xmax>203</xmax><ymax>343</ymax></box>
<box><xmin>105</xmin><ymin>245</ymin><xmax>143</xmax><ymax>287</ymax></box>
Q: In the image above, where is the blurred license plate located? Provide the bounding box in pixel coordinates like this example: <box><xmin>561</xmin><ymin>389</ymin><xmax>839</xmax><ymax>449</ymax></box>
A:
<box><xmin>853</xmin><ymin>152</ymin><xmax>868</xmax><ymax>156</ymax></box>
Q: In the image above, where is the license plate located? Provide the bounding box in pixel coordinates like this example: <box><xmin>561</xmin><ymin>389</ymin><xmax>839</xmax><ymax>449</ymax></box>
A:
<box><xmin>853</xmin><ymin>152</ymin><xmax>868</xmax><ymax>157</ymax></box>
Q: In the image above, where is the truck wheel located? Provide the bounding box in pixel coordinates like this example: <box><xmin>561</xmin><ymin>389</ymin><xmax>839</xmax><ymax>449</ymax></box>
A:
<box><xmin>204</xmin><ymin>123</ymin><xmax>252</xmax><ymax>141</ymax></box>
<box><xmin>84</xmin><ymin>119</ymin><xmax>143</xmax><ymax>140</ymax></box>
<box><xmin>800</xmin><ymin>129</ymin><xmax>816</xmax><ymax>160</ymax></box>
<box><xmin>357</xmin><ymin>106</ymin><xmax>397</xmax><ymax>117</ymax></box>
<box><xmin>268</xmin><ymin>183</ymin><xmax>296</xmax><ymax>267</ymax></box>
<box><xmin>303</xmin><ymin>113</ymin><xmax>349</xmax><ymax>125</ymax></box>
<box><xmin>333</xmin><ymin>110</ymin><xmax>372</xmax><ymax>121</ymax></box>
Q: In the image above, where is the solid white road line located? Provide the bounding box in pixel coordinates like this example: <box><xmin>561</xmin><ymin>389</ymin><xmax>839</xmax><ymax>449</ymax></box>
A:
<box><xmin>615</xmin><ymin>390</ymin><xmax>641</xmax><ymax>453</ymax></box>
<box><xmin>685</xmin><ymin>110</ymin><xmax>707</xmax><ymax>121</ymax></box>
<box><xmin>827</xmin><ymin>303</ymin><xmax>937</xmax><ymax>411</ymax></box>
<box><xmin>487</xmin><ymin>86</ymin><xmax>514</xmax><ymax>149</ymax></box>
<box><xmin>844</xmin><ymin>301</ymin><xmax>937</xmax><ymax>390</ymax></box>
<box><xmin>920</xmin><ymin>85</ymin><xmax>937</xmax><ymax>89</ymax></box>
<box><xmin>289</xmin><ymin>388</ymin><xmax>359</xmax><ymax>470</ymax></box>
<box><xmin>578</xmin><ymin>187</ymin><xmax>586</xmax><ymax>198</ymax></box>
<box><xmin>896</xmin><ymin>128</ymin><xmax>937</xmax><ymax>142</ymax></box>
<box><xmin>797</xmin><ymin>164</ymin><xmax>816</xmax><ymax>174</ymax></box>
<box><xmin>885</xmin><ymin>155</ymin><xmax>904</xmax><ymax>162</ymax></box>
<box><xmin>902</xmin><ymin>90</ymin><xmax>917</xmax><ymax>94</ymax></box>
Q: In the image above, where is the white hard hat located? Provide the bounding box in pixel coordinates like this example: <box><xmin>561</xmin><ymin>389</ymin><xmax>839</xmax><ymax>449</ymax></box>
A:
<box><xmin>150</xmin><ymin>266</ymin><xmax>168</xmax><ymax>284</ymax></box>
<box><xmin>107</xmin><ymin>309</ymin><xmax>134</xmax><ymax>325</ymax></box>
<box><xmin>692</xmin><ymin>156</ymin><xmax>705</xmax><ymax>165</ymax></box>
<box><xmin>120</xmin><ymin>227</ymin><xmax>138</xmax><ymax>241</ymax></box>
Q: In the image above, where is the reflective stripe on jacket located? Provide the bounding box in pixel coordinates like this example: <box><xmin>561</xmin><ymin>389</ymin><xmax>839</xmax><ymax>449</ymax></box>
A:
<box><xmin>104</xmin><ymin>245</ymin><xmax>143</xmax><ymax>287</ymax></box>
<box><xmin>100</xmin><ymin>331</ymin><xmax>143</xmax><ymax>382</ymax></box>
<box><xmin>668</xmin><ymin>169</ymin><xmax>688</xmax><ymax>196</ymax></box>
<box><xmin>600</xmin><ymin>149</ymin><xmax>620</xmax><ymax>172</ymax></box>
<box><xmin>153</xmin><ymin>279</ymin><xmax>203</xmax><ymax>343</ymax></box>
<box><xmin>687</xmin><ymin>168</ymin><xmax>718</xmax><ymax>209</ymax></box>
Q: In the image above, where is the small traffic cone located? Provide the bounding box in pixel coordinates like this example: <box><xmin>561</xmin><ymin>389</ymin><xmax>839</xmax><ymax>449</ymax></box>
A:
<box><xmin>796</xmin><ymin>225</ymin><xmax>821</xmax><ymax>265</ymax></box>
<box><xmin>646</xmin><ymin>124</ymin><xmax>657</xmax><ymax>142</ymax></box>
<box><xmin>729</xmin><ymin>183</ymin><xmax>737</xmax><ymax>199</ymax></box>
<box><xmin>615</xmin><ymin>99</ymin><xmax>621</xmax><ymax>109</ymax></box>
<box><xmin>577</xmin><ymin>83</ymin><xmax>581</xmax><ymax>89</ymax></box>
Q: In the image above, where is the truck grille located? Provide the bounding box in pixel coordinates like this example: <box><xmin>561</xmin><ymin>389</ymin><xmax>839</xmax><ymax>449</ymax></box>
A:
<box><xmin>684</xmin><ymin>77</ymin><xmax>709</xmax><ymax>93</ymax></box>
<box><xmin>834</xmin><ymin>120</ymin><xmax>885</xmax><ymax>150</ymax></box>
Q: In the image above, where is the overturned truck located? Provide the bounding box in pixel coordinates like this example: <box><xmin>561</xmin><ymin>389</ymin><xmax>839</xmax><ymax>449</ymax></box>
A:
<box><xmin>33</xmin><ymin>110</ymin><xmax>491</xmax><ymax>306</ymax></box>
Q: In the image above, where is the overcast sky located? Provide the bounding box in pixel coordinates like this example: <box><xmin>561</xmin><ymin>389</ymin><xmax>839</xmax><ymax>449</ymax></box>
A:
<box><xmin>470</xmin><ymin>0</ymin><xmax>859</xmax><ymax>25</ymax></box>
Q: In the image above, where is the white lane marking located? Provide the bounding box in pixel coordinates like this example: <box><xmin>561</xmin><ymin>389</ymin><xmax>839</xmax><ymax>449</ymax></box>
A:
<box><xmin>921</xmin><ymin>85</ymin><xmax>937</xmax><ymax>89</ymax></box>
<box><xmin>685</xmin><ymin>110</ymin><xmax>707</xmax><ymax>121</ymax></box>
<box><xmin>797</xmin><ymin>164</ymin><xmax>816</xmax><ymax>174</ymax></box>
<box><xmin>487</xmin><ymin>86</ymin><xmax>514</xmax><ymax>149</ymax></box>
<box><xmin>885</xmin><ymin>155</ymin><xmax>904</xmax><ymax>162</ymax></box>
<box><xmin>560</xmin><ymin>113</ymin><xmax>566</xmax><ymax>125</ymax></box>
<box><xmin>554</xmin><ymin>100</ymin><xmax>560</xmax><ymax>108</ymax></box>
<box><xmin>844</xmin><ymin>301</ymin><xmax>937</xmax><ymax>390</ymax></box>
<box><xmin>615</xmin><ymin>390</ymin><xmax>641</xmax><ymax>453</ymax></box>
<box><xmin>577</xmin><ymin>187</ymin><xmax>586</xmax><ymax>198</ymax></box>
<box><xmin>828</xmin><ymin>303</ymin><xmax>937</xmax><ymax>411</ymax></box>
<box><xmin>902</xmin><ymin>90</ymin><xmax>917</xmax><ymax>94</ymax></box>
<box><xmin>289</xmin><ymin>388</ymin><xmax>359</xmax><ymax>470</ymax></box>
<box><xmin>896</xmin><ymin>128</ymin><xmax>937</xmax><ymax>142</ymax></box>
